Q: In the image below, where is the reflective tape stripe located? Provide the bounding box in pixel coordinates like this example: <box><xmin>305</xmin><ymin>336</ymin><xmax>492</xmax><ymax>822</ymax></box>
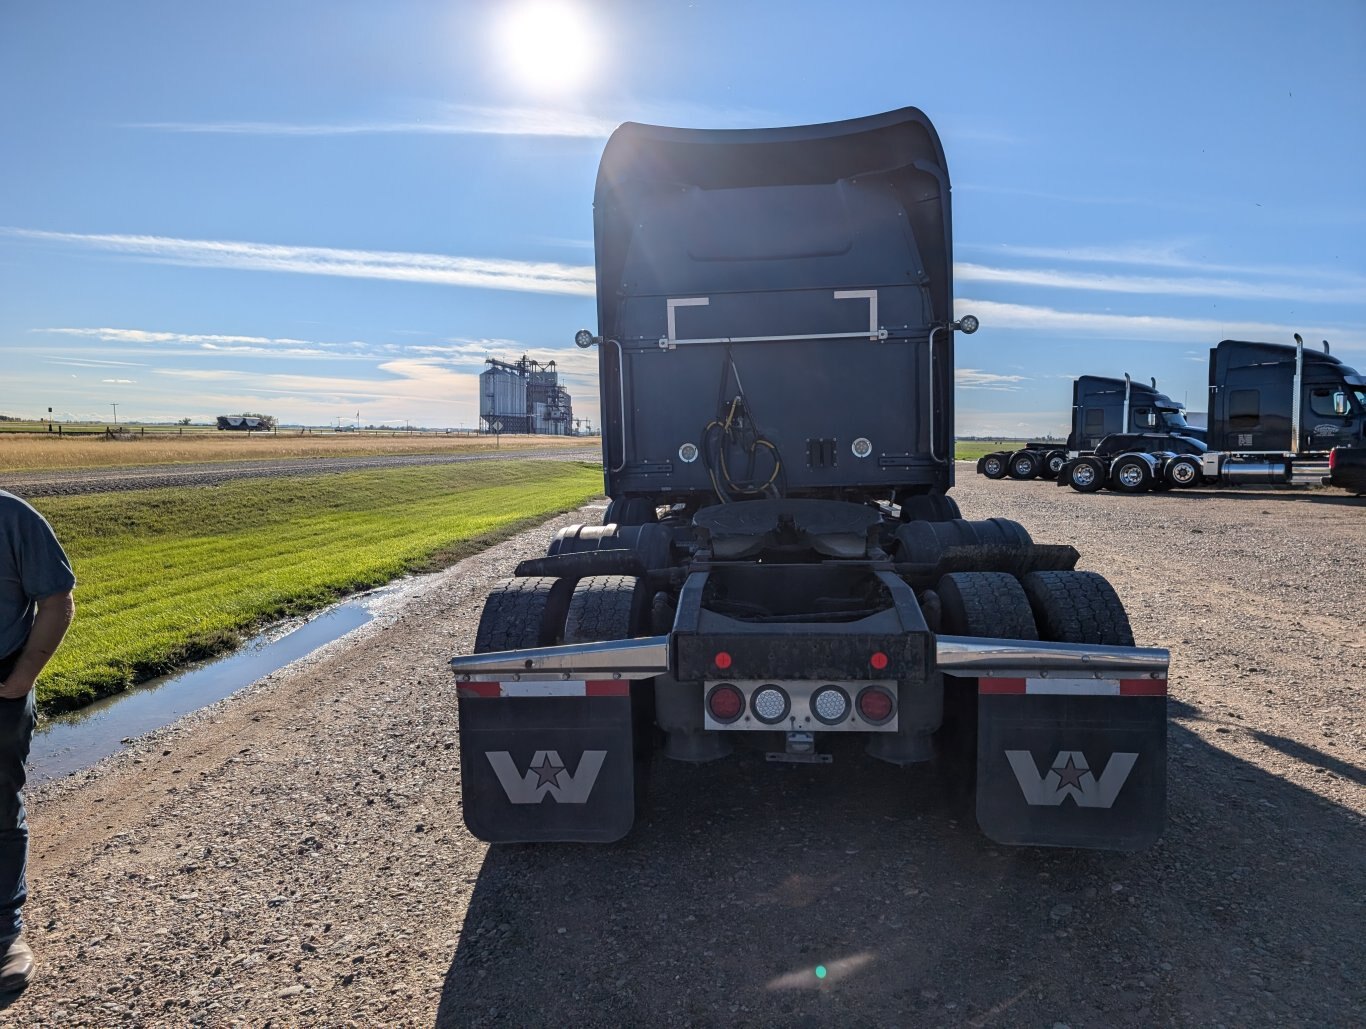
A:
<box><xmin>979</xmin><ymin>678</ymin><xmax>1026</xmax><ymax>694</ymax></box>
<box><xmin>978</xmin><ymin>677</ymin><xmax>1167</xmax><ymax>697</ymax></box>
<box><xmin>1119</xmin><ymin>678</ymin><xmax>1167</xmax><ymax>696</ymax></box>
<box><xmin>585</xmin><ymin>680</ymin><xmax>631</xmax><ymax>697</ymax></box>
<box><xmin>457</xmin><ymin>679</ymin><xmax>630</xmax><ymax>699</ymax></box>
<box><xmin>1027</xmin><ymin>678</ymin><xmax>1121</xmax><ymax>696</ymax></box>
<box><xmin>457</xmin><ymin>682</ymin><xmax>501</xmax><ymax>699</ymax></box>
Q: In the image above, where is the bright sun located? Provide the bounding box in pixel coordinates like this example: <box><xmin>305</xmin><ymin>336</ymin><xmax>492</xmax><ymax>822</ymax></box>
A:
<box><xmin>495</xmin><ymin>1</ymin><xmax>598</xmax><ymax>94</ymax></box>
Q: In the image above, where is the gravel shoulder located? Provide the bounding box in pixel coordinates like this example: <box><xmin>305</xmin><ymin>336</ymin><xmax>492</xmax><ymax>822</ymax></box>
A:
<box><xmin>6</xmin><ymin>477</ymin><xmax>1364</xmax><ymax>1027</ymax></box>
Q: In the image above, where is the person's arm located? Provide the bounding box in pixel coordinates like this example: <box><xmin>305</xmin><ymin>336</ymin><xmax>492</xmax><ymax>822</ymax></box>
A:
<box><xmin>0</xmin><ymin>591</ymin><xmax>76</xmax><ymax>699</ymax></box>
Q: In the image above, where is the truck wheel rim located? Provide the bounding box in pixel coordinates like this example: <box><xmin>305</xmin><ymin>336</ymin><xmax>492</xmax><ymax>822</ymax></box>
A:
<box><xmin>1014</xmin><ymin>458</ymin><xmax>1032</xmax><ymax>475</ymax></box>
<box><xmin>1119</xmin><ymin>465</ymin><xmax>1143</xmax><ymax>487</ymax></box>
<box><xmin>1173</xmin><ymin>463</ymin><xmax>1195</xmax><ymax>483</ymax></box>
<box><xmin>1075</xmin><ymin>466</ymin><xmax>1094</xmax><ymax>485</ymax></box>
<box><xmin>985</xmin><ymin>458</ymin><xmax>1001</xmax><ymax>474</ymax></box>
<box><xmin>1049</xmin><ymin>456</ymin><xmax>1064</xmax><ymax>473</ymax></box>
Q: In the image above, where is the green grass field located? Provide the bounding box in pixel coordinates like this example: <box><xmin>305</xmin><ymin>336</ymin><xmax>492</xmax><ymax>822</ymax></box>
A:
<box><xmin>954</xmin><ymin>439</ymin><xmax>1031</xmax><ymax>461</ymax></box>
<box><xmin>31</xmin><ymin>460</ymin><xmax>602</xmax><ymax>714</ymax></box>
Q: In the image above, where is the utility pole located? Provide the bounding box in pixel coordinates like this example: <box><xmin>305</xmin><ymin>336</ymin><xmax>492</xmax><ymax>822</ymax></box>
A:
<box><xmin>111</xmin><ymin>402</ymin><xmax>119</xmax><ymax>426</ymax></box>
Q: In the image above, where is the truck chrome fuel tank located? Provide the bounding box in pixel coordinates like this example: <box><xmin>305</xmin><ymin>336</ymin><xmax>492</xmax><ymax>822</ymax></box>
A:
<box><xmin>1219</xmin><ymin>459</ymin><xmax>1290</xmax><ymax>483</ymax></box>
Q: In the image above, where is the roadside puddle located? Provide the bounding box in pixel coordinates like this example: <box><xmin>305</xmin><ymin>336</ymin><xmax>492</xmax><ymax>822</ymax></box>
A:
<box><xmin>29</xmin><ymin>584</ymin><xmax>404</xmax><ymax>783</ymax></box>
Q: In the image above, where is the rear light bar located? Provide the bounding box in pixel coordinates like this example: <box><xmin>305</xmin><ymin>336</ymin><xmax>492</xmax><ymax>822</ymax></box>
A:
<box><xmin>703</xmin><ymin>680</ymin><xmax>898</xmax><ymax>732</ymax></box>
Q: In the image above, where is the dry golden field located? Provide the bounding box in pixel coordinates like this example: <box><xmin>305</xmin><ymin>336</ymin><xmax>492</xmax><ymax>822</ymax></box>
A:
<box><xmin>0</xmin><ymin>431</ymin><xmax>590</xmax><ymax>473</ymax></box>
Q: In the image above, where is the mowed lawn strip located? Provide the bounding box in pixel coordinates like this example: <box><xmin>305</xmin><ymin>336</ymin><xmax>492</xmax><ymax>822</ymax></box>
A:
<box><xmin>31</xmin><ymin>461</ymin><xmax>602</xmax><ymax>713</ymax></box>
<box><xmin>954</xmin><ymin>440</ymin><xmax>1039</xmax><ymax>462</ymax></box>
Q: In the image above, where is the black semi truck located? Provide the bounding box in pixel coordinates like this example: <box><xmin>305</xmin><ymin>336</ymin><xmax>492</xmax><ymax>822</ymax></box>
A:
<box><xmin>1058</xmin><ymin>337</ymin><xmax>1366</xmax><ymax>492</ymax></box>
<box><xmin>976</xmin><ymin>374</ymin><xmax>1202</xmax><ymax>481</ymax></box>
<box><xmin>450</xmin><ymin>108</ymin><xmax>1169</xmax><ymax>852</ymax></box>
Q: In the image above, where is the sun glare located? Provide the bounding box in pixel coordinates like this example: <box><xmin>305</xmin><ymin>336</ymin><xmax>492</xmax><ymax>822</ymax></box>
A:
<box><xmin>495</xmin><ymin>1</ymin><xmax>599</xmax><ymax>94</ymax></box>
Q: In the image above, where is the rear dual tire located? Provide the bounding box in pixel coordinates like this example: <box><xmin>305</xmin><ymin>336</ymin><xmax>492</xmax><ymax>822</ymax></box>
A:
<box><xmin>563</xmin><ymin>575</ymin><xmax>651</xmax><ymax>643</ymax></box>
<box><xmin>1022</xmin><ymin>570</ymin><xmax>1135</xmax><ymax>646</ymax></box>
<box><xmin>1110</xmin><ymin>456</ymin><xmax>1153</xmax><ymax>493</ymax></box>
<box><xmin>473</xmin><ymin>577</ymin><xmax>575</xmax><ymax>652</ymax></box>
<box><xmin>473</xmin><ymin>574</ymin><xmax>651</xmax><ymax>652</ymax></box>
<box><xmin>1042</xmin><ymin>450</ymin><xmax>1067</xmax><ymax>480</ymax></box>
<box><xmin>1068</xmin><ymin>458</ymin><xmax>1106</xmax><ymax>493</ymax></box>
<box><xmin>1008</xmin><ymin>452</ymin><xmax>1041</xmax><ymax>480</ymax></box>
<box><xmin>1165</xmin><ymin>455</ymin><xmax>1202</xmax><ymax>489</ymax></box>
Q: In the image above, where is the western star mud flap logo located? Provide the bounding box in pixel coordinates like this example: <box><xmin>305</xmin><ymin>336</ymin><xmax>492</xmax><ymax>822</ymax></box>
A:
<box><xmin>1006</xmin><ymin>750</ymin><xmax>1138</xmax><ymax>808</ymax></box>
<box><xmin>486</xmin><ymin>750</ymin><xmax>606</xmax><ymax>804</ymax></box>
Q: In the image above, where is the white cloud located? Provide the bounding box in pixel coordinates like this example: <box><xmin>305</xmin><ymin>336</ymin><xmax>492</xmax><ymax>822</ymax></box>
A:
<box><xmin>956</xmin><ymin>368</ymin><xmax>1028</xmax><ymax>391</ymax></box>
<box><xmin>126</xmin><ymin>104</ymin><xmax>619</xmax><ymax>139</ymax></box>
<box><xmin>100</xmin><ymin>378</ymin><xmax>136</xmax><ymax>384</ymax></box>
<box><xmin>954</xmin><ymin>261</ymin><xmax>1364</xmax><ymax>304</ymax></box>
<box><xmin>960</xmin><ymin>240</ymin><xmax>1366</xmax><ymax>288</ymax></box>
<box><xmin>47</xmin><ymin>356</ymin><xmax>145</xmax><ymax>368</ymax></box>
<box><xmin>956</xmin><ymin>299</ymin><xmax>1365</xmax><ymax>350</ymax></box>
<box><xmin>956</xmin><ymin>183</ymin><xmax>1160</xmax><ymax>208</ymax></box>
<box><xmin>7</xmin><ymin>229</ymin><xmax>597</xmax><ymax>297</ymax></box>
<box><xmin>124</xmin><ymin>101</ymin><xmax>778</xmax><ymax>141</ymax></box>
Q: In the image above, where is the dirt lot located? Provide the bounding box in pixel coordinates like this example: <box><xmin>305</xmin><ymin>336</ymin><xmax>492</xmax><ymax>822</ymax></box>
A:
<box><xmin>5</xmin><ymin>473</ymin><xmax>1363</xmax><ymax>1026</ymax></box>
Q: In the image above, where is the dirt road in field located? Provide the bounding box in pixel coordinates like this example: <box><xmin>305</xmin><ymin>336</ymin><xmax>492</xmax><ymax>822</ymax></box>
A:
<box><xmin>1</xmin><ymin>446</ymin><xmax>599</xmax><ymax>498</ymax></box>
<box><xmin>7</xmin><ymin>475</ymin><xmax>1364</xmax><ymax>1026</ymax></box>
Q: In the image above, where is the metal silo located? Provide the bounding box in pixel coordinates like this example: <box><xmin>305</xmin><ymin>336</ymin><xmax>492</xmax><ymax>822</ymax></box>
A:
<box><xmin>480</xmin><ymin>360</ymin><xmax>529</xmax><ymax>433</ymax></box>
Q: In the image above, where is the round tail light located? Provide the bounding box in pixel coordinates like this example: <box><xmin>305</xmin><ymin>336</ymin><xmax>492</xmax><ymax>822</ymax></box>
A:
<box><xmin>811</xmin><ymin>686</ymin><xmax>850</xmax><ymax>725</ymax></box>
<box><xmin>751</xmin><ymin>685</ymin><xmax>790</xmax><ymax>724</ymax></box>
<box><xmin>706</xmin><ymin>684</ymin><xmax>743</xmax><ymax>724</ymax></box>
<box><xmin>857</xmin><ymin>686</ymin><xmax>895</xmax><ymax>725</ymax></box>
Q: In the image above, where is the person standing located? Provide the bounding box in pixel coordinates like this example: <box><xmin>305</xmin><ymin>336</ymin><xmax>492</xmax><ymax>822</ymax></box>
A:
<box><xmin>0</xmin><ymin>489</ymin><xmax>76</xmax><ymax>993</ymax></box>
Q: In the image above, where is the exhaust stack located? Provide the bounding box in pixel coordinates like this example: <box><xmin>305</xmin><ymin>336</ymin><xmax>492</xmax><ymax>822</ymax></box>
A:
<box><xmin>1291</xmin><ymin>334</ymin><xmax>1304</xmax><ymax>455</ymax></box>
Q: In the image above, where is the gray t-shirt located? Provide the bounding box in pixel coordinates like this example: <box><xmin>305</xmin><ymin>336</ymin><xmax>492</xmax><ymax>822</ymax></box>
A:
<box><xmin>0</xmin><ymin>490</ymin><xmax>77</xmax><ymax>659</ymax></box>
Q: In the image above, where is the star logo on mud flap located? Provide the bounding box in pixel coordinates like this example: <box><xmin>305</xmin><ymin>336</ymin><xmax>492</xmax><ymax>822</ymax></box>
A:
<box><xmin>530</xmin><ymin>754</ymin><xmax>565</xmax><ymax>788</ymax></box>
<box><xmin>1006</xmin><ymin>749</ymin><xmax>1138</xmax><ymax>808</ymax></box>
<box><xmin>486</xmin><ymin>750</ymin><xmax>607</xmax><ymax>804</ymax></box>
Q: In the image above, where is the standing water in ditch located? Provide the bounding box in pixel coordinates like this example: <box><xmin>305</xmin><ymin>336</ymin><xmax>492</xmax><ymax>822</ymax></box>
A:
<box><xmin>28</xmin><ymin>584</ymin><xmax>406</xmax><ymax>784</ymax></box>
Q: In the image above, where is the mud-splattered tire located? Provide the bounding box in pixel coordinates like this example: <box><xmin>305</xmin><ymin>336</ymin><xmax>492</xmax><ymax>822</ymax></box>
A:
<box><xmin>1022</xmin><ymin>571</ymin><xmax>1135</xmax><ymax>646</ymax></box>
<box><xmin>473</xmin><ymin>577</ymin><xmax>574</xmax><ymax>653</ymax></box>
<box><xmin>936</xmin><ymin>572</ymin><xmax>1039</xmax><ymax>640</ymax></box>
<box><xmin>563</xmin><ymin>575</ymin><xmax>650</xmax><ymax>643</ymax></box>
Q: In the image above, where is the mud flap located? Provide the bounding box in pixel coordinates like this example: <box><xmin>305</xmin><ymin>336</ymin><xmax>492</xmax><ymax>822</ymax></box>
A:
<box><xmin>976</xmin><ymin>692</ymin><xmax>1166</xmax><ymax>851</ymax></box>
<box><xmin>458</xmin><ymin>695</ymin><xmax>637</xmax><ymax>844</ymax></box>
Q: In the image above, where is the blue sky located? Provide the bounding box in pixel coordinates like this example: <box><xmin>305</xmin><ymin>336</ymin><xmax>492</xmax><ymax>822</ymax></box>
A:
<box><xmin>2</xmin><ymin>0</ymin><xmax>1363</xmax><ymax>435</ymax></box>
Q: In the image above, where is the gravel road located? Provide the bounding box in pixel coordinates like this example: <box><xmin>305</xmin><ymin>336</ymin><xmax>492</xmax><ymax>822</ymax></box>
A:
<box><xmin>2</xmin><ymin>446</ymin><xmax>599</xmax><ymax>498</ymax></box>
<box><xmin>6</xmin><ymin>473</ymin><xmax>1363</xmax><ymax>1026</ymax></box>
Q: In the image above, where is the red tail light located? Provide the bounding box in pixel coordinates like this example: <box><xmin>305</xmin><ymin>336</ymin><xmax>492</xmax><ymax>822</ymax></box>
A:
<box><xmin>707</xmin><ymin>684</ymin><xmax>744</xmax><ymax>723</ymax></box>
<box><xmin>857</xmin><ymin>686</ymin><xmax>894</xmax><ymax>724</ymax></box>
<box><xmin>869</xmin><ymin>651</ymin><xmax>889</xmax><ymax>671</ymax></box>
<box><xmin>714</xmin><ymin>651</ymin><xmax>733</xmax><ymax>670</ymax></box>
